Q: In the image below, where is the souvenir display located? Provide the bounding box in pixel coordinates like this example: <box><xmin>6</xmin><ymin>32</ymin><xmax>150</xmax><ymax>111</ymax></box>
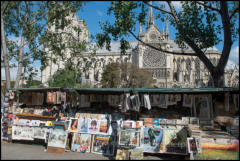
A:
<box><xmin>164</xmin><ymin>127</ymin><xmax>188</xmax><ymax>155</ymax></box>
<box><xmin>20</xmin><ymin>126</ymin><xmax>34</xmax><ymax>140</ymax></box>
<box><xmin>48</xmin><ymin>128</ymin><xmax>68</xmax><ymax>149</ymax></box>
<box><xmin>143</xmin><ymin>127</ymin><xmax>164</xmax><ymax>153</ymax></box>
<box><xmin>72</xmin><ymin>133</ymin><xmax>91</xmax><ymax>153</ymax></box>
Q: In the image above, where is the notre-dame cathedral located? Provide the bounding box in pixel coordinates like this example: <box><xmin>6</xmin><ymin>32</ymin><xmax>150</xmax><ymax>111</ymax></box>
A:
<box><xmin>41</xmin><ymin>3</ymin><xmax>239</xmax><ymax>88</ymax></box>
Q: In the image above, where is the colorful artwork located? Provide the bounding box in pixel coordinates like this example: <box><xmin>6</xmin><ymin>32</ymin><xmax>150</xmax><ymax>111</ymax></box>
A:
<box><xmin>116</xmin><ymin>149</ymin><xmax>129</xmax><ymax>160</ymax></box>
<box><xmin>129</xmin><ymin>148</ymin><xmax>144</xmax><ymax>160</ymax></box>
<box><xmin>122</xmin><ymin>121</ymin><xmax>134</xmax><ymax>128</ymax></box>
<box><xmin>193</xmin><ymin>139</ymin><xmax>239</xmax><ymax>160</ymax></box>
<box><xmin>48</xmin><ymin>128</ymin><xmax>68</xmax><ymax>149</ymax></box>
<box><xmin>143</xmin><ymin>127</ymin><xmax>164</xmax><ymax>153</ymax></box>
<box><xmin>164</xmin><ymin>128</ymin><xmax>188</xmax><ymax>155</ymax></box>
<box><xmin>71</xmin><ymin>133</ymin><xmax>91</xmax><ymax>153</ymax></box>
<box><xmin>152</xmin><ymin>119</ymin><xmax>160</xmax><ymax>127</ymax></box>
<box><xmin>99</xmin><ymin>119</ymin><xmax>108</xmax><ymax>134</ymax></box>
<box><xmin>88</xmin><ymin>119</ymin><xmax>100</xmax><ymax>133</ymax></box>
<box><xmin>20</xmin><ymin>126</ymin><xmax>34</xmax><ymax>140</ymax></box>
<box><xmin>77</xmin><ymin>117</ymin><xmax>88</xmax><ymax>133</ymax></box>
<box><xmin>69</xmin><ymin>118</ymin><xmax>78</xmax><ymax>132</ymax></box>
<box><xmin>144</xmin><ymin>118</ymin><xmax>153</xmax><ymax>127</ymax></box>
<box><xmin>119</xmin><ymin>129</ymin><xmax>140</xmax><ymax>146</ymax></box>
<box><xmin>136</xmin><ymin>121</ymin><xmax>143</xmax><ymax>129</ymax></box>
<box><xmin>187</xmin><ymin>137</ymin><xmax>199</xmax><ymax>153</ymax></box>
<box><xmin>91</xmin><ymin>134</ymin><xmax>115</xmax><ymax>156</ymax></box>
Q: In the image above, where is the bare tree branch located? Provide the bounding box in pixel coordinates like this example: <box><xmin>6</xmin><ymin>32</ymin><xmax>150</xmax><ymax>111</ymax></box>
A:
<box><xmin>128</xmin><ymin>30</ymin><xmax>196</xmax><ymax>56</ymax></box>
<box><xmin>143</xmin><ymin>1</ymin><xmax>173</xmax><ymax>15</ymax></box>
<box><xmin>195</xmin><ymin>1</ymin><xmax>221</xmax><ymax>13</ymax></box>
<box><xmin>1</xmin><ymin>1</ymin><xmax>10</xmax><ymax>15</ymax></box>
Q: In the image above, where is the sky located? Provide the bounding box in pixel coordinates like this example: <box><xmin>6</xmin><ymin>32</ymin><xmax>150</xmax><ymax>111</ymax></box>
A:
<box><xmin>1</xmin><ymin>1</ymin><xmax>239</xmax><ymax>81</ymax></box>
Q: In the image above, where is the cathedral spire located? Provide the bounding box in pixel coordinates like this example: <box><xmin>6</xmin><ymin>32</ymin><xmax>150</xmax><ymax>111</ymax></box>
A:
<box><xmin>165</xmin><ymin>16</ymin><xmax>169</xmax><ymax>40</ymax></box>
<box><xmin>147</xmin><ymin>1</ymin><xmax>154</xmax><ymax>30</ymax></box>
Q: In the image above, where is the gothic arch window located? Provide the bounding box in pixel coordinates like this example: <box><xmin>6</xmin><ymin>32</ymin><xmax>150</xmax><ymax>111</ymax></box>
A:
<box><xmin>173</xmin><ymin>58</ymin><xmax>176</xmax><ymax>72</ymax></box>
<box><xmin>195</xmin><ymin>58</ymin><xmax>200</xmax><ymax>84</ymax></box>
<box><xmin>213</xmin><ymin>58</ymin><xmax>217</xmax><ymax>66</ymax></box>
<box><xmin>186</xmin><ymin>58</ymin><xmax>191</xmax><ymax>72</ymax></box>
<box><xmin>176</xmin><ymin>58</ymin><xmax>181</xmax><ymax>72</ymax></box>
<box><xmin>124</xmin><ymin>57</ymin><xmax>129</xmax><ymax>62</ymax></box>
<box><xmin>173</xmin><ymin>72</ymin><xmax>178</xmax><ymax>81</ymax></box>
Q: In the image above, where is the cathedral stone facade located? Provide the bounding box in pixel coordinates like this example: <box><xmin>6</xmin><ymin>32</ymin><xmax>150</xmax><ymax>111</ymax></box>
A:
<box><xmin>41</xmin><ymin>4</ymin><xmax>238</xmax><ymax>88</ymax></box>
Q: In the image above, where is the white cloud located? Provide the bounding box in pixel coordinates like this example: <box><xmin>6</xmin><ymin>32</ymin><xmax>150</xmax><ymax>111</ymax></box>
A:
<box><xmin>96</xmin><ymin>9</ymin><xmax>103</xmax><ymax>17</ymax></box>
<box><xmin>172</xmin><ymin>1</ymin><xmax>183</xmax><ymax>10</ymax></box>
<box><xmin>226</xmin><ymin>46</ymin><xmax>239</xmax><ymax>70</ymax></box>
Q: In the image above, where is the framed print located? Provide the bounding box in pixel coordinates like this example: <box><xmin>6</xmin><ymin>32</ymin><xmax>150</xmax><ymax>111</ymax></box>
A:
<box><xmin>143</xmin><ymin>127</ymin><xmax>164</xmax><ymax>153</ymax></box>
<box><xmin>99</xmin><ymin>119</ymin><xmax>108</xmax><ymax>134</ymax></box>
<box><xmin>187</xmin><ymin>137</ymin><xmax>198</xmax><ymax>153</ymax></box>
<box><xmin>153</xmin><ymin>119</ymin><xmax>160</xmax><ymax>127</ymax></box>
<box><xmin>46</xmin><ymin>121</ymin><xmax>53</xmax><ymax>127</ymax></box>
<box><xmin>129</xmin><ymin>148</ymin><xmax>144</xmax><ymax>160</ymax></box>
<box><xmin>48</xmin><ymin>128</ymin><xmax>68</xmax><ymax>149</ymax></box>
<box><xmin>12</xmin><ymin>125</ymin><xmax>22</xmax><ymax>140</ymax></box>
<box><xmin>88</xmin><ymin>119</ymin><xmax>100</xmax><ymax>133</ymax></box>
<box><xmin>91</xmin><ymin>134</ymin><xmax>115</xmax><ymax>156</ymax></box>
<box><xmin>136</xmin><ymin>121</ymin><xmax>143</xmax><ymax>129</ymax></box>
<box><xmin>116</xmin><ymin>149</ymin><xmax>129</xmax><ymax>160</ymax></box>
<box><xmin>69</xmin><ymin>118</ymin><xmax>78</xmax><ymax>132</ymax></box>
<box><xmin>144</xmin><ymin>118</ymin><xmax>153</xmax><ymax>127</ymax></box>
<box><xmin>20</xmin><ymin>126</ymin><xmax>34</xmax><ymax>140</ymax></box>
<box><xmin>122</xmin><ymin>121</ymin><xmax>134</xmax><ymax>129</ymax></box>
<box><xmin>77</xmin><ymin>117</ymin><xmax>89</xmax><ymax>133</ymax></box>
<box><xmin>30</xmin><ymin>120</ymin><xmax>41</xmax><ymax>127</ymax></box>
<box><xmin>183</xmin><ymin>94</ymin><xmax>193</xmax><ymax>108</ymax></box>
<box><xmin>72</xmin><ymin>133</ymin><xmax>91</xmax><ymax>153</ymax></box>
<box><xmin>33</xmin><ymin>127</ymin><xmax>46</xmax><ymax>139</ymax></box>
<box><xmin>164</xmin><ymin>127</ymin><xmax>188</xmax><ymax>155</ymax></box>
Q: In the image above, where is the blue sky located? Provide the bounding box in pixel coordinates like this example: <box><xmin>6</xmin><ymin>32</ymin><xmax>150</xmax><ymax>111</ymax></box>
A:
<box><xmin>2</xmin><ymin>1</ymin><xmax>239</xmax><ymax>81</ymax></box>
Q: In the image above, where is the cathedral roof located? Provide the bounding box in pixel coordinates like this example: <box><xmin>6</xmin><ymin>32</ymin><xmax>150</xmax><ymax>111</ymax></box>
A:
<box><xmin>87</xmin><ymin>41</ymin><xmax>138</xmax><ymax>54</ymax></box>
<box><xmin>168</xmin><ymin>40</ymin><xmax>220</xmax><ymax>54</ymax></box>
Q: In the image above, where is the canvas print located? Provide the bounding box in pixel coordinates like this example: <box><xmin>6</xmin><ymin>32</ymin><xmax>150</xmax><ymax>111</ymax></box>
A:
<box><xmin>136</xmin><ymin>121</ymin><xmax>143</xmax><ymax>129</ymax></box>
<box><xmin>122</xmin><ymin>121</ymin><xmax>134</xmax><ymax>129</ymax></box>
<box><xmin>164</xmin><ymin>128</ymin><xmax>188</xmax><ymax>155</ymax></box>
<box><xmin>99</xmin><ymin>119</ymin><xmax>108</xmax><ymax>134</ymax></box>
<box><xmin>30</xmin><ymin>120</ymin><xmax>40</xmax><ymax>127</ymax></box>
<box><xmin>183</xmin><ymin>94</ymin><xmax>193</xmax><ymax>108</ymax></box>
<box><xmin>115</xmin><ymin>149</ymin><xmax>129</xmax><ymax>160</ymax></box>
<box><xmin>77</xmin><ymin>117</ymin><xmax>89</xmax><ymax>133</ymax></box>
<box><xmin>69</xmin><ymin>118</ymin><xmax>78</xmax><ymax>132</ymax></box>
<box><xmin>187</xmin><ymin>137</ymin><xmax>198</xmax><ymax>153</ymax></box>
<box><xmin>71</xmin><ymin>133</ymin><xmax>91</xmax><ymax>153</ymax></box>
<box><xmin>153</xmin><ymin>119</ymin><xmax>160</xmax><ymax>127</ymax></box>
<box><xmin>144</xmin><ymin>118</ymin><xmax>153</xmax><ymax>127</ymax></box>
<box><xmin>48</xmin><ymin>128</ymin><xmax>68</xmax><ymax>149</ymax></box>
<box><xmin>88</xmin><ymin>119</ymin><xmax>100</xmax><ymax>133</ymax></box>
<box><xmin>129</xmin><ymin>148</ymin><xmax>144</xmax><ymax>160</ymax></box>
<box><xmin>143</xmin><ymin>127</ymin><xmax>164</xmax><ymax>153</ymax></box>
<box><xmin>91</xmin><ymin>134</ymin><xmax>115</xmax><ymax>156</ymax></box>
<box><xmin>193</xmin><ymin>139</ymin><xmax>238</xmax><ymax>160</ymax></box>
<box><xmin>33</xmin><ymin>127</ymin><xmax>46</xmax><ymax>139</ymax></box>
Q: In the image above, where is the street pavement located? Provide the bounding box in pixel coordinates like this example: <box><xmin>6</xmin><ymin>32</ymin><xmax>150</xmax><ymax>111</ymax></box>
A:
<box><xmin>1</xmin><ymin>142</ymin><xmax>188</xmax><ymax>160</ymax></box>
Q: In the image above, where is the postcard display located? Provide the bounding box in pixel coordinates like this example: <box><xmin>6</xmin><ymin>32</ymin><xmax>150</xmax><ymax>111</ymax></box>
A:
<box><xmin>2</xmin><ymin>91</ymin><xmax>12</xmax><ymax>141</ymax></box>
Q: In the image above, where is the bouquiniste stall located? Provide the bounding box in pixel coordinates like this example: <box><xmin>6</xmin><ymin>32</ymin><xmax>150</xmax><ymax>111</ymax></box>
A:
<box><xmin>1</xmin><ymin>87</ymin><xmax>239</xmax><ymax>159</ymax></box>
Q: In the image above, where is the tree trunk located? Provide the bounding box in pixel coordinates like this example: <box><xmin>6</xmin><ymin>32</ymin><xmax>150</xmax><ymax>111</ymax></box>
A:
<box><xmin>14</xmin><ymin>35</ymin><xmax>25</xmax><ymax>88</ymax></box>
<box><xmin>1</xmin><ymin>14</ymin><xmax>11</xmax><ymax>89</ymax></box>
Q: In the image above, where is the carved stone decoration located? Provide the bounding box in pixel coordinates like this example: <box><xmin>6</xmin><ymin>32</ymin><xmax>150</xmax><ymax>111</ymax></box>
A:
<box><xmin>143</xmin><ymin>47</ymin><xmax>166</xmax><ymax>68</ymax></box>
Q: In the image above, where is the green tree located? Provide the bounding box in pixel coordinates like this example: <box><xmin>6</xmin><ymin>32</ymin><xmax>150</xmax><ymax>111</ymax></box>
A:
<box><xmin>96</xmin><ymin>1</ymin><xmax>239</xmax><ymax>87</ymax></box>
<box><xmin>101</xmin><ymin>62</ymin><xmax>121</xmax><ymax>88</ymax></box>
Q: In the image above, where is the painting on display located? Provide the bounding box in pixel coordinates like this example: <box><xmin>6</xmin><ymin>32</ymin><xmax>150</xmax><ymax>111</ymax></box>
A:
<box><xmin>129</xmin><ymin>148</ymin><xmax>144</xmax><ymax>160</ymax></box>
<box><xmin>47</xmin><ymin>128</ymin><xmax>68</xmax><ymax>149</ymax></box>
<box><xmin>88</xmin><ymin>119</ymin><xmax>100</xmax><ymax>133</ymax></box>
<box><xmin>33</xmin><ymin>127</ymin><xmax>46</xmax><ymax>139</ymax></box>
<box><xmin>91</xmin><ymin>134</ymin><xmax>115</xmax><ymax>156</ymax></box>
<box><xmin>144</xmin><ymin>118</ymin><xmax>153</xmax><ymax>127</ymax></box>
<box><xmin>193</xmin><ymin>138</ymin><xmax>239</xmax><ymax>160</ymax></box>
<box><xmin>99</xmin><ymin>119</ymin><xmax>108</xmax><ymax>134</ymax></box>
<box><xmin>187</xmin><ymin>137</ymin><xmax>199</xmax><ymax>153</ymax></box>
<box><xmin>143</xmin><ymin>127</ymin><xmax>164</xmax><ymax>153</ymax></box>
<box><xmin>69</xmin><ymin>118</ymin><xmax>78</xmax><ymax>132</ymax></box>
<box><xmin>152</xmin><ymin>119</ymin><xmax>160</xmax><ymax>127</ymax></box>
<box><xmin>122</xmin><ymin>121</ymin><xmax>135</xmax><ymax>129</ymax></box>
<box><xmin>119</xmin><ymin>129</ymin><xmax>140</xmax><ymax>146</ymax></box>
<box><xmin>71</xmin><ymin>133</ymin><xmax>91</xmax><ymax>153</ymax></box>
<box><xmin>115</xmin><ymin>149</ymin><xmax>129</xmax><ymax>160</ymax></box>
<box><xmin>77</xmin><ymin>117</ymin><xmax>89</xmax><ymax>133</ymax></box>
<box><xmin>164</xmin><ymin>127</ymin><xmax>188</xmax><ymax>155</ymax></box>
